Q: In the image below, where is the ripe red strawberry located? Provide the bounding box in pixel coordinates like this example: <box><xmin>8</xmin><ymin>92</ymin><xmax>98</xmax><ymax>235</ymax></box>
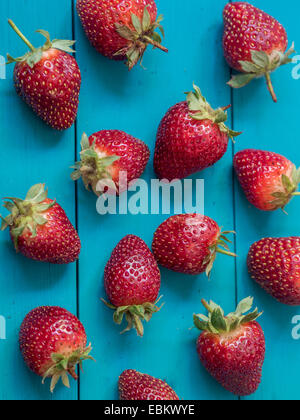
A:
<box><xmin>19</xmin><ymin>306</ymin><xmax>93</xmax><ymax>392</ymax></box>
<box><xmin>194</xmin><ymin>297</ymin><xmax>265</xmax><ymax>396</ymax></box>
<box><xmin>248</xmin><ymin>237</ymin><xmax>300</xmax><ymax>306</ymax></box>
<box><xmin>102</xmin><ymin>235</ymin><xmax>162</xmax><ymax>337</ymax></box>
<box><xmin>152</xmin><ymin>214</ymin><xmax>236</xmax><ymax>277</ymax></box>
<box><xmin>119</xmin><ymin>369</ymin><xmax>179</xmax><ymax>400</ymax></box>
<box><xmin>71</xmin><ymin>131</ymin><xmax>150</xmax><ymax>196</ymax></box>
<box><xmin>154</xmin><ymin>84</ymin><xmax>241</xmax><ymax>181</ymax></box>
<box><xmin>234</xmin><ymin>149</ymin><xmax>300</xmax><ymax>212</ymax></box>
<box><xmin>0</xmin><ymin>183</ymin><xmax>81</xmax><ymax>264</ymax></box>
<box><xmin>7</xmin><ymin>20</ymin><xmax>81</xmax><ymax>130</ymax></box>
<box><xmin>76</xmin><ymin>0</ymin><xmax>168</xmax><ymax>70</ymax></box>
<box><xmin>223</xmin><ymin>2</ymin><xmax>295</xmax><ymax>102</ymax></box>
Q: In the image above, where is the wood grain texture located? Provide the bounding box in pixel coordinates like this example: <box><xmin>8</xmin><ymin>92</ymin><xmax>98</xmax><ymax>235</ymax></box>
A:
<box><xmin>0</xmin><ymin>0</ymin><xmax>299</xmax><ymax>400</ymax></box>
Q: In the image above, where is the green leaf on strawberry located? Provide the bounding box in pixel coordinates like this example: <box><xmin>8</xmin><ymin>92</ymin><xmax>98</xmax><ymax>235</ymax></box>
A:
<box><xmin>6</xmin><ymin>20</ymin><xmax>76</xmax><ymax>68</ymax></box>
<box><xmin>194</xmin><ymin>297</ymin><xmax>262</xmax><ymax>335</ymax></box>
<box><xmin>113</xmin><ymin>5</ymin><xmax>168</xmax><ymax>70</ymax></box>
<box><xmin>186</xmin><ymin>84</ymin><xmax>242</xmax><ymax>141</ymax></box>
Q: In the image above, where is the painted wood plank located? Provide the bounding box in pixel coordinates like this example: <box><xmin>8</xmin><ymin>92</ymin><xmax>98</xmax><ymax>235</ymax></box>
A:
<box><xmin>74</xmin><ymin>0</ymin><xmax>237</xmax><ymax>400</ymax></box>
<box><xmin>233</xmin><ymin>0</ymin><xmax>300</xmax><ymax>401</ymax></box>
<box><xmin>0</xmin><ymin>0</ymin><xmax>78</xmax><ymax>400</ymax></box>
<box><xmin>2</xmin><ymin>0</ymin><xmax>299</xmax><ymax>401</ymax></box>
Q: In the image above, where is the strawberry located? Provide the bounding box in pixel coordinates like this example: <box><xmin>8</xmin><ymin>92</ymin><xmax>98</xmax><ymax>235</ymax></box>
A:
<box><xmin>223</xmin><ymin>2</ymin><xmax>295</xmax><ymax>102</ymax></box>
<box><xmin>152</xmin><ymin>214</ymin><xmax>236</xmax><ymax>277</ymax></box>
<box><xmin>6</xmin><ymin>20</ymin><xmax>81</xmax><ymax>130</ymax></box>
<box><xmin>102</xmin><ymin>235</ymin><xmax>162</xmax><ymax>337</ymax></box>
<box><xmin>19</xmin><ymin>306</ymin><xmax>93</xmax><ymax>392</ymax></box>
<box><xmin>0</xmin><ymin>183</ymin><xmax>81</xmax><ymax>264</ymax></box>
<box><xmin>71</xmin><ymin>131</ymin><xmax>150</xmax><ymax>196</ymax></box>
<box><xmin>119</xmin><ymin>369</ymin><xmax>179</xmax><ymax>400</ymax></box>
<box><xmin>234</xmin><ymin>149</ymin><xmax>300</xmax><ymax>212</ymax></box>
<box><xmin>248</xmin><ymin>237</ymin><xmax>300</xmax><ymax>306</ymax></box>
<box><xmin>76</xmin><ymin>0</ymin><xmax>168</xmax><ymax>70</ymax></box>
<box><xmin>194</xmin><ymin>297</ymin><xmax>265</xmax><ymax>396</ymax></box>
<box><xmin>154</xmin><ymin>84</ymin><xmax>241</xmax><ymax>181</ymax></box>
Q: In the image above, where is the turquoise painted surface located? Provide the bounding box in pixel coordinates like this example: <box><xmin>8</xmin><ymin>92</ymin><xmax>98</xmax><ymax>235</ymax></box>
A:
<box><xmin>0</xmin><ymin>0</ymin><xmax>299</xmax><ymax>401</ymax></box>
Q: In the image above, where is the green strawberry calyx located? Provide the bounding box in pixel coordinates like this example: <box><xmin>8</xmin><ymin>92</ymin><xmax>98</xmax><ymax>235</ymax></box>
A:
<box><xmin>42</xmin><ymin>344</ymin><xmax>94</xmax><ymax>393</ymax></box>
<box><xmin>202</xmin><ymin>230</ymin><xmax>237</xmax><ymax>278</ymax></box>
<box><xmin>6</xmin><ymin>19</ymin><xmax>76</xmax><ymax>68</ymax></box>
<box><xmin>194</xmin><ymin>297</ymin><xmax>262</xmax><ymax>335</ymax></box>
<box><xmin>101</xmin><ymin>296</ymin><xmax>164</xmax><ymax>337</ymax></box>
<box><xmin>71</xmin><ymin>133</ymin><xmax>121</xmax><ymax>196</ymax></box>
<box><xmin>270</xmin><ymin>165</ymin><xmax>300</xmax><ymax>212</ymax></box>
<box><xmin>228</xmin><ymin>44</ymin><xmax>295</xmax><ymax>103</ymax></box>
<box><xmin>114</xmin><ymin>6</ymin><xmax>168</xmax><ymax>70</ymax></box>
<box><xmin>0</xmin><ymin>183</ymin><xmax>55</xmax><ymax>250</ymax></box>
<box><xmin>186</xmin><ymin>84</ymin><xmax>242</xmax><ymax>141</ymax></box>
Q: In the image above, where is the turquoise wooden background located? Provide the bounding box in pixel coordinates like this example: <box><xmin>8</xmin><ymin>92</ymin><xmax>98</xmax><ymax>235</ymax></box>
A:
<box><xmin>0</xmin><ymin>0</ymin><xmax>299</xmax><ymax>401</ymax></box>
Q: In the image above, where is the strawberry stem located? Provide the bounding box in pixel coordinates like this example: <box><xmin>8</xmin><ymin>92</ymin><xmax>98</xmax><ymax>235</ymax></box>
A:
<box><xmin>8</xmin><ymin>19</ymin><xmax>35</xmax><ymax>52</ymax></box>
<box><xmin>221</xmin><ymin>105</ymin><xmax>231</xmax><ymax>111</ymax></box>
<box><xmin>216</xmin><ymin>248</ymin><xmax>237</xmax><ymax>258</ymax></box>
<box><xmin>201</xmin><ymin>299</ymin><xmax>213</xmax><ymax>313</ymax></box>
<box><xmin>265</xmin><ymin>72</ymin><xmax>277</xmax><ymax>103</ymax></box>
<box><xmin>291</xmin><ymin>192</ymin><xmax>300</xmax><ymax>196</ymax></box>
<box><xmin>143</xmin><ymin>35</ymin><xmax>168</xmax><ymax>53</ymax></box>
